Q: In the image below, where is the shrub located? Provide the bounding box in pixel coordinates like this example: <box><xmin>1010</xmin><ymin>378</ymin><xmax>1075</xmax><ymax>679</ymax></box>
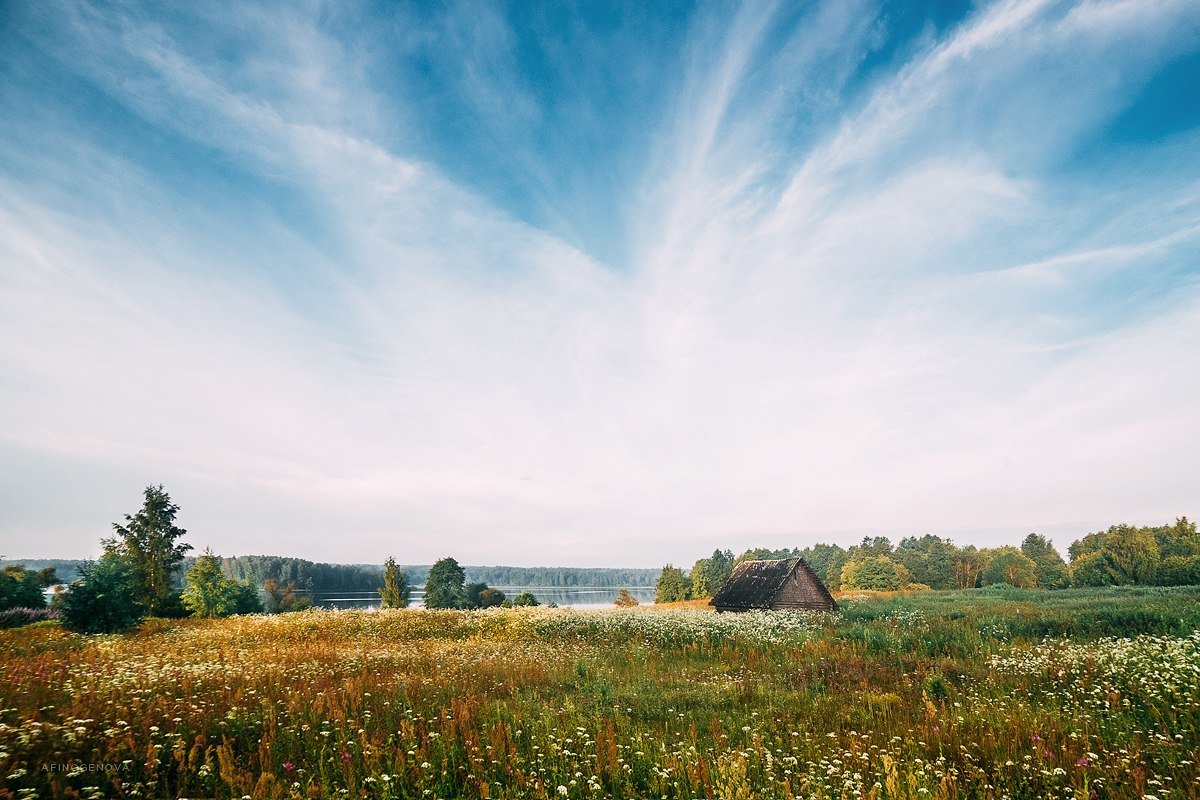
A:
<box><xmin>262</xmin><ymin>579</ymin><xmax>311</xmax><ymax>613</ymax></box>
<box><xmin>230</xmin><ymin>581</ymin><xmax>264</xmax><ymax>614</ymax></box>
<box><xmin>478</xmin><ymin>587</ymin><xmax>506</xmax><ymax>608</ymax></box>
<box><xmin>512</xmin><ymin>591</ymin><xmax>540</xmax><ymax>607</ymax></box>
<box><xmin>614</xmin><ymin>588</ymin><xmax>640</xmax><ymax>607</ymax></box>
<box><xmin>922</xmin><ymin>672</ymin><xmax>950</xmax><ymax>703</ymax></box>
<box><xmin>0</xmin><ymin>607</ymin><xmax>60</xmax><ymax>629</ymax></box>
<box><xmin>154</xmin><ymin>591</ymin><xmax>192</xmax><ymax>619</ymax></box>
<box><xmin>59</xmin><ymin>555</ymin><xmax>144</xmax><ymax>634</ymax></box>
<box><xmin>465</xmin><ymin>582</ymin><xmax>505</xmax><ymax>609</ymax></box>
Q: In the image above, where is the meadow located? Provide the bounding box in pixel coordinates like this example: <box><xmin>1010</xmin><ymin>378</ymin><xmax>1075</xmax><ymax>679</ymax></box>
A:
<box><xmin>1</xmin><ymin>587</ymin><xmax>1198</xmax><ymax>799</ymax></box>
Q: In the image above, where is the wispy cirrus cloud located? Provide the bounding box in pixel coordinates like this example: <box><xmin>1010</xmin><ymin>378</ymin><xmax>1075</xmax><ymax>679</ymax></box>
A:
<box><xmin>0</xmin><ymin>0</ymin><xmax>1197</xmax><ymax>564</ymax></box>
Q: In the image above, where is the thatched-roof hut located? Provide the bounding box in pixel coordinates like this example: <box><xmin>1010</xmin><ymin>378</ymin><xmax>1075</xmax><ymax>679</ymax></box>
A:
<box><xmin>709</xmin><ymin>557</ymin><xmax>837</xmax><ymax>612</ymax></box>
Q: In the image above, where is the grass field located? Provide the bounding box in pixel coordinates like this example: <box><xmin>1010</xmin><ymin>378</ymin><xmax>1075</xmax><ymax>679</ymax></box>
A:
<box><xmin>2</xmin><ymin>587</ymin><xmax>1198</xmax><ymax>799</ymax></box>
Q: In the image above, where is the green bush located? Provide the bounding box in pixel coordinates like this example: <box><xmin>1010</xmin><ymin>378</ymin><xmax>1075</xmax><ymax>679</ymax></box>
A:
<box><xmin>230</xmin><ymin>581</ymin><xmax>264</xmax><ymax>614</ymax></box>
<box><xmin>0</xmin><ymin>565</ymin><xmax>47</xmax><ymax>611</ymax></box>
<box><xmin>512</xmin><ymin>591</ymin><xmax>540</xmax><ymax>607</ymax></box>
<box><xmin>154</xmin><ymin>591</ymin><xmax>192</xmax><ymax>619</ymax></box>
<box><xmin>60</xmin><ymin>555</ymin><xmax>144</xmax><ymax>634</ymax></box>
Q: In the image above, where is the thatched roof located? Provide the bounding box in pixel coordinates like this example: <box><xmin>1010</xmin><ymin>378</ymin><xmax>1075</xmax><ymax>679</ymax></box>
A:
<box><xmin>709</xmin><ymin>557</ymin><xmax>837</xmax><ymax>612</ymax></box>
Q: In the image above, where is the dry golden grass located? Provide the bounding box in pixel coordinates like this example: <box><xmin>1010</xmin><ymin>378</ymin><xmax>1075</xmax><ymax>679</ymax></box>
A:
<box><xmin>2</xmin><ymin>589</ymin><xmax>1198</xmax><ymax>799</ymax></box>
<box><xmin>645</xmin><ymin>598</ymin><xmax>714</xmax><ymax>610</ymax></box>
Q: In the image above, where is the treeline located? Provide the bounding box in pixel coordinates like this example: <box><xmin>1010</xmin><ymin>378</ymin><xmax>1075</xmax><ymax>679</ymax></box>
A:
<box><xmin>191</xmin><ymin>559</ymin><xmax>658</xmax><ymax>592</ymax></box>
<box><xmin>213</xmin><ymin>555</ymin><xmax>384</xmax><ymax>594</ymax></box>
<box><xmin>402</xmin><ymin>557</ymin><xmax>543</xmax><ymax>610</ymax></box>
<box><xmin>7</xmin><ymin>486</ymin><xmax>322</xmax><ymax>633</ymax></box>
<box><xmin>453</xmin><ymin>566</ymin><xmax>658</xmax><ymax>588</ymax></box>
<box><xmin>1</xmin><ymin>557</ymin><xmax>386</xmax><ymax>594</ymax></box>
<box><xmin>657</xmin><ymin>516</ymin><xmax>1199</xmax><ymax>600</ymax></box>
<box><xmin>3</xmin><ymin>484</ymin><xmax>659</xmax><ymax>633</ymax></box>
<box><xmin>1070</xmin><ymin>520</ymin><xmax>1200</xmax><ymax>586</ymax></box>
<box><xmin>4</xmin><ymin>557</ymin><xmax>660</xmax><ymax>593</ymax></box>
<box><xmin>0</xmin><ymin>559</ymin><xmax>82</xmax><ymax>583</ymax></box>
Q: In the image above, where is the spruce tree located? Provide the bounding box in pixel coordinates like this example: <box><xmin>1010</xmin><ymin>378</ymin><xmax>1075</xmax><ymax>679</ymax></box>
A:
<box><xmin>102</xmin><ymin>485</ymin><xmax>192</xmax><ymax>615</ymax></box>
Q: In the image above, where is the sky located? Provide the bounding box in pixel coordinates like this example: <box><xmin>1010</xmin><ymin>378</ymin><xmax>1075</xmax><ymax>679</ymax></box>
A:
<box><xmin>0</xmin><ymin>0</ymin><xmax>1198</xmax><ymax>567</ymax></box>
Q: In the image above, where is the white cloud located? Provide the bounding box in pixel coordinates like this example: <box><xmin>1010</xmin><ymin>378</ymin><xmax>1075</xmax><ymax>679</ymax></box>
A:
<box><xmin>0</xmin><ymin>0</ymin><xmax>1197</xmax><ymax>564</ymax></box>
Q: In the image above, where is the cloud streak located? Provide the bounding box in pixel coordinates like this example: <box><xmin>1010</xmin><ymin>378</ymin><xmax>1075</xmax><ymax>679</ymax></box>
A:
<box><xmin>0</xmin><ymin>0</ymin><xmax>1197</xmax><ymax>565</ymax></box>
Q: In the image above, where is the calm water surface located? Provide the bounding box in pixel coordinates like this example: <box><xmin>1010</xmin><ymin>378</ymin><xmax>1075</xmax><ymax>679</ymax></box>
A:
<box><xmin>313</xmin><ymin>586</ymin><xmax>657</xmax><ymax>609</ymax></box>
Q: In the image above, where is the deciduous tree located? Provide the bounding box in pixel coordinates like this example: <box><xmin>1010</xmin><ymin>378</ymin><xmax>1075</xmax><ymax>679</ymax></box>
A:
<box><xmin>655</xmin><ymin>565</ymin><xmax>690</xmax><ymax>603</ymax></box>
<box><xmin>379</xmin><ymin>557</ymin><xmax>411</xmax><ymax>608</ymax></box>
<box><xmin>181</xmin><ymin>548</ymin><xmax>249</xmax><ymax>618</ymax></box>
<box><xmin>262</xmin><ymin>579</ymin><xmax>310</xmax><ymax>613</ymax></box>
<box><xmin>689</xmin><ymin>559</ymin><xmax>714</xmax><ymax>598</ymax></box>
<box><xmin>951</xmin><ymin>546</ymin><xmax>987</xmax><ymax>589</ymax></box>
<box><xmin>424</xmin><ymin>557</ymin><xmax>466</xmax><ymax>609</ymax></box>
<box><xmin>840</xmin><ymin>555</ymin><xmax>904</xmax><ymax>591</ymax></box>
<box><xmin>1020</xmin><ymin>533</ymin><xmax>1070</xmax><ymax>589</ymax></box>
<box><xmin>1101</xmin><ymin>527</ymin><xmax>1160</xmax><ymax>584</ymax></box>
<box><xmin>1158</xmin><ymin>555</ymin><xmax>1200</xmax><ymax>586</ymax></box>
<box><xmin>981</xmin><ymin>547</ymin><xmax>1038</xmax><ymax>588</ymax></box>
<box><xmin>894</xmin><ymin>536</ymin><xmax>958</xmax><ymax>590</ymax></box>
<box><xmin>1071</xmin><ymin>551</ymin><xmax>1112</xmax><ymax>587</ymax></box>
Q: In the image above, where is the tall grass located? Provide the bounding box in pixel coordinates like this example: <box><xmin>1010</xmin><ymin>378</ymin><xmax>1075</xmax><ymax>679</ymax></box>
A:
<box><xmin>0</xmin><ymin>587</ymin><xmax>1197</xmax><ymax>799</ymax></box>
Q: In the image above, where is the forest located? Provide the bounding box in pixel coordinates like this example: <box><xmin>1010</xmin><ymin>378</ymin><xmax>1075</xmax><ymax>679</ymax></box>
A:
<box><xmin>0</xmin><ymin>556</ymin><xmax>662</xmax><ymax>596</ymax></box>
<box><xmin>655</xmin><ymin>516</ymin><xmax>1200</xmax><ymax>601</ymax></box>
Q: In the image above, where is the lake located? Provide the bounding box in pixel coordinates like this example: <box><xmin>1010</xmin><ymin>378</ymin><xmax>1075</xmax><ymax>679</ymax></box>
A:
<box><xmin>312</xmin><ymin>586</ymin><xmax>658</xmax><ymax>609</ymax></box>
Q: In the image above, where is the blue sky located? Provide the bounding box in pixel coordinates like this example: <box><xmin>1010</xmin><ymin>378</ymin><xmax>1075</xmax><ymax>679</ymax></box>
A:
<box><xmin>1</xmin><ymin>0</ymin><xmax>1198</xmax><ymax>566</ymax></box>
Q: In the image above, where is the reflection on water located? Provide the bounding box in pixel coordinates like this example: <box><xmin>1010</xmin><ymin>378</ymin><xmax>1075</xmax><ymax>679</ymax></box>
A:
<box><xmin>312</xmin><ymin>586</ymin><xmax>658</xmax><ymax>610</ymax></box>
